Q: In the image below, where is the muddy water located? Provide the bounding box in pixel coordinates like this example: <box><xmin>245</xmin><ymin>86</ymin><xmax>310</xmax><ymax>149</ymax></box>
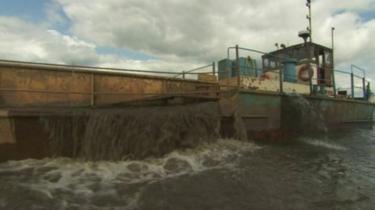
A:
<box><xmin>41</xmin><ymin>102</ymin><xmax>220</xmax><ymax>160</ymax></box>
<box><xmin>0</xmin><ymin>127</ymin><xmax>374</xmax><ymax>210</ymax></box>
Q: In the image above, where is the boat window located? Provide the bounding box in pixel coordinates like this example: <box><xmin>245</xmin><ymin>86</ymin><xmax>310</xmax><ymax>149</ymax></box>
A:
<box><xmin>319</xmin><ymin>55</ymin><xmax>323</xmax><ymax>67</ymax></box>
<box><xmin>264</xmin><ymin>58</ymin><xmax>268</xmax><ymax>67</ymax></box>
<box><xmin>270</xmin><ymin>61</ymin><xmax>276</xmax><ymax>68</ymax></box>
<box><xmin>325</xmin><ymin>51</ymin><xmax>332</xmax><ymax>66</ymax></box>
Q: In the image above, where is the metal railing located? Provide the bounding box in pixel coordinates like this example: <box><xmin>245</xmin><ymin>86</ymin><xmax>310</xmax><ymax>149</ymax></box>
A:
<box><xmin>224</xmin><ymin>45</ymin><xmax>371</xmax><ymax>100</ymax></box>
<box><xmin>0</xmin><ymin>59</ymin><xmax>217</xmax><ymax>81</ymax></box>
<box><xmin>172</xmin><ymin>63</ymin><xmax>216</xmax><ymax>79</ymax></box>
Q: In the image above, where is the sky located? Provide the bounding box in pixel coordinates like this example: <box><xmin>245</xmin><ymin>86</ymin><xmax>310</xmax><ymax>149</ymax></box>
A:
<box><xmin>0</xmin><ymin>0</ymin><xmax>375</xmax><ymax>90</ymax></box>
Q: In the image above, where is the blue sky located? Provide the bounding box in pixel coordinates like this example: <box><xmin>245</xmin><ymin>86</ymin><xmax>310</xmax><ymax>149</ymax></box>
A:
<box><xmin>0</xmin><ymin>0</ymin><xmax>154</xmax><ymax>61</ymax></box>
<box><xmin>0</xmin><ymin>0</ymin><xmax>45</xmax><ymax>22</ymax></box>
<box><xmin>360</xmin><ymin>10</ymin><xmax>375</xmax><ymax>21</ymax></box>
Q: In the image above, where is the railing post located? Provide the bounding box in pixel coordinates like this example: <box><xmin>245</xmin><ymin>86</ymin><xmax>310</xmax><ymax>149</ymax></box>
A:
<box><xmin>235</xmin><ymin>45</ymin><xmax>240</xmax><ymax>88</ymax></box>
<box><xmin>91</xmin><ymin>73</ymin><xmax>95</xmax><ymax>107</ymax></box>
<box><xmin>182</xmin><ymin>71</ymin><xmax>185</xmax><ymax>79</ymax></box>
<box><xmin>309</xmin><ymin>76</ymin><xmax>313</xmax><ymax>95</ymax></box>
<box><xmin>368</xmin><ymin>82</ymin><xmax>371</xmax><ymax>100</ymax></box>
<box><xmin>331</xmin><ymin>27</ymin><xmax>336</xmax><ymax>96</ymax></box>
<box><xmin>212</xmin><ymin>62</ymin><xmax>216</xmax><ymax>76</ymax></box>
<box><xmin>362</xmin><ymin>77</ymin><xmax>366</xmax><ymax>100</ymax></box>
<box><xmin>279</xmin><ymin>68</ymin><xmax>283</xmax><ymax>93</ymax></box>
<box><xmin>307</xmin><ymin>43</ymin><xmax>313</xmax><ymax>95</ymax></box>
<box><xmin>332</xmin><ymin>70</ymin><xmax>337</xmax><ymax>96</ymax></box>
<box><xmin>351</xmin><ymin>72</ymin><xmax>355</xmax><ymax>98</ymax></box>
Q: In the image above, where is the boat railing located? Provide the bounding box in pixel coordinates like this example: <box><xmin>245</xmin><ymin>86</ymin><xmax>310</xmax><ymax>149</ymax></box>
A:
<box><xmin>172</xmin><ymin>63</ymin><xmax>216</xmax><ymax>79</ymax></box>
<box><xmin>0</xmin><ymin>59</ymin><xmax>218</xmax><ymax>81</ymax></box>
<box><xmin>226</xmin><ymin>45</ymin><xmax>371</xmax><ymax>101</ymax></box>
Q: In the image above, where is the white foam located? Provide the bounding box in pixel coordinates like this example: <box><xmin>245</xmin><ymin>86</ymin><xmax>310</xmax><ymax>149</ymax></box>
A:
<box><xmin>302</xmin><ymin>138</ymin><xmax>347</xmax><ymax>151</ymax></box>
<box><xmin>0</xmin><ymin>139</ymin><xmax>260</xmax><ymax>209</ymax></box>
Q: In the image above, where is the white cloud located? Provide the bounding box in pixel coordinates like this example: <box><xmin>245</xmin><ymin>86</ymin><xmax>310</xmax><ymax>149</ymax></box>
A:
<box><xmin>0</xmin><ymin>16</ymin><xmax>205</xmax><ymax>72</ymax></box>
<box><xmin>1</xmin><ymin>0</ymin><xmax>375</xmax><ymax>89</ymax></box>
<box><xmin>55</xmin><ymin>0</ymin><xmax>375</xmax><ymax>88</ymax></box>
<box><xmin>0</xmin><ymin>17</ymin><xmax>99</xmax><ymax>65</ymax></box>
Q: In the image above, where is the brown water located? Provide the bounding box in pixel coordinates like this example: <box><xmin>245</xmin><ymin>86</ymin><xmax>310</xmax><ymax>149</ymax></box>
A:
<box><xmin>0</xmin><ymin>127</ymin><xmax>374</xmax><ymax>210</ymax></box>
<box><xmin>1</xmin><ymin>98</ymin><xmax>374</xmax><ymax>210</ymax></box>
<box><xmin>41</xmin><ymin>102</ymin><xmax>220</xmax><ymax>160</ymax></box>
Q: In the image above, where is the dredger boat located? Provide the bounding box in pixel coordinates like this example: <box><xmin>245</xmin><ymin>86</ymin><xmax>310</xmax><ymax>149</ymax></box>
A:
<box><xmin>0</xmin><ymin>1</ymin><xmax>374</xmax><ymax>161</ymax></box>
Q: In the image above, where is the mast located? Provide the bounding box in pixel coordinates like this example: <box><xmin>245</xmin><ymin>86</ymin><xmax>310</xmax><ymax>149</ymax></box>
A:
<box><xmin>331</xmin><ymin>27</ymin><xmax>336</xmax><ymax>95</ymax></box>
<box><xmin>306</xmin><ymin>0</ymin><xmax>312</xmax><ymax>43</ymax></box>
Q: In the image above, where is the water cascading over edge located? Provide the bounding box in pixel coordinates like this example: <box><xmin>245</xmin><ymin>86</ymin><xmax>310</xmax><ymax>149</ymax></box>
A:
<box><xmin>282</xmin><ymin>93</ymin><xmax>328</xmax><ymax>136</ymax></box>
<box><xmin>41</xmin><ymin>102</ymin><xmax>220</xmax><ymax>161</ymax></box>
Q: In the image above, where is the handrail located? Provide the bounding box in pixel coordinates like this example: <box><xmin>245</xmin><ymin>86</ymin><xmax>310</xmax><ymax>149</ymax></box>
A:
<box><xmin>227</xmin><ymin>46</ymin><xmax>288</xmax><ymax>61</ymax></box>
<box><xmin>351</xmin><ymin>64</ymin><xmax>366</xmax><ymax>77</ymax></box>
<box><xmin>0</xmin><ymin>59</ymin><xmax>182</xmax><ymax>76</ymax></box>
<box><xmin>172</xmin><ymin>63</ymin><xmax>214</xmax><ymax>79</ymax></box>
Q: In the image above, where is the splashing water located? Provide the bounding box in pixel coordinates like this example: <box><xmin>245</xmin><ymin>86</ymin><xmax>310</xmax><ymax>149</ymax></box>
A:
<box><xmin>283</xmin><ymin>93</ymin><xmax>328</xmax><ymax>135</ymax></box>
<box><xmin>0</xmin><ymin>139</ymin><xmax>260</xmax><ymax>210</ymax></box>
<box><xmin>40</xmin><ymin>102</ymin><xmax>220</xmax><ymax>161</ymax></box>
<box><xmin>300</xmin><ymin>137</ymin><xmax>348</xmax><ymax>151</ymax></box>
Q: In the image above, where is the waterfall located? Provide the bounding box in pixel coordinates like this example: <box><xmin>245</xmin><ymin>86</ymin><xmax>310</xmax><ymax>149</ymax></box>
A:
<box><xmin>41</xmin><ymin>102</ymin><xmax>220</xmax><ymax>161</ymax></box>
<box><xmin>282</xmin><ymin>93</ymin><xmax>328</xmax><ymax>136</ymax></box>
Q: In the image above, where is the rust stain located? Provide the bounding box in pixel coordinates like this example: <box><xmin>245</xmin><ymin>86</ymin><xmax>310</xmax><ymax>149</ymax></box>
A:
<box><xmin>0</xmin><ymin>118</ymin><xmax>15</xmax><ymax>144</ymax></box>
<box><xmin>0</xmin><ymin>65</ymin><xmax>218</xmax><ymax>107</ymax></box>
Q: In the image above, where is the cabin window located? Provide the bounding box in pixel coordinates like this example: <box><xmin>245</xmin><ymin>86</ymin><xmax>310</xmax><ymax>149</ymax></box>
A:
<box><xmin>325</xmin><ymin>51</ymin><xmax>332</xmax><ymax>66</ymax></box>
<box><xmin>319</xmin><ymin>55</ymin><xmax>323</xmax><ymax>67</ymax></box>
<box><xmin>270</xmin><ymin>61</ymin><xmax>276</xmax><ymax>68</ymax></box>
<box><xmin>263</xmin><ymin>58</ymin><xmax>269</xmax><ymax>68</ymax></box>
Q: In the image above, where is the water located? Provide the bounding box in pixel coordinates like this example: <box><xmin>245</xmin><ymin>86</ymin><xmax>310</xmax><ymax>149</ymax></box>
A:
<box><xmin>283</xmin><ymin>93</ymin><xmax>328</xmax><ymax>135</ymax></box>
<box><xmin>41</xmin><ymin>102</ymin><xmax>220</xmax><ymax>160</ymax></box>
<box><xmin>0</xmin><ymin>127</ymin><xmax>374</xmax><ymax>210</ymax></box>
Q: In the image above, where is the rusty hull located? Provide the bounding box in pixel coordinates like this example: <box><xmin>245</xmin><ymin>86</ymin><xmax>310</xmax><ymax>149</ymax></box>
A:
<box><xmin>0</xmin><ymin>60</ymin><xmax>374</xmax><ymax>162</ymax></box>
<box><xmin>0</xmin><ymin>61</ymin><xmax>218</xmax><ymax>107</ymax></box>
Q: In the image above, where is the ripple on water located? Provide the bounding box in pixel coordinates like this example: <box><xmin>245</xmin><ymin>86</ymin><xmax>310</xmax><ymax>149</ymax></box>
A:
<box><xmin>301</xmin><ymin>137</ymin><xmax>348</xmax><ymax>151</ymax></box>
<box><xmin>0</xmin><ymin>139</ymin><xmax>259</xmax><ymax>210</ymax></box>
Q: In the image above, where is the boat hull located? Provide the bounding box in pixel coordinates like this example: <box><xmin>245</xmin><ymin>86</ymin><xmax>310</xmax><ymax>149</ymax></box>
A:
<box><xmin>0</xmin><ymin>61</ymin><xmax>374</xmax><ymax>161</ymax></box>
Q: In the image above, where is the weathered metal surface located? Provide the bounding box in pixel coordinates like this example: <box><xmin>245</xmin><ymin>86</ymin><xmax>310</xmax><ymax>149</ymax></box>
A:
<box><xmin>281</xmin><ymin>94</ymin><xmax>375</xmax><ymax>137</ymax></box>
<box><xmin>94</xmin><ymin>75</ymin><xmax>164</xmax><ymax>106</ymax></box>
<box><xmin>0</xmin><ymin>118</ymin><xmax>15</xmax><ymax>144</ymax></box>
<box><xmin>237</xmin><ymin>91</ymin><xmax>281</xmax><ymax>132</ymax></box>
<box><xmin>307</xmin><ymin>96</ymin><xmax>374</xmax><ymax>124</ymax></box>
<box><xmin>0</xmin><ymin>117</ymin><xmax>51</xmax><ymax>162</ymax></box>
<box><xmin>0</xmin><ymin>60</ymin><xmax>374</xmax><ymax>162</ymax></box>
<box><xmin>218</xmin><ymin>90</ymin><xmax>282</xmax><ymax>140</ymax></box>
<box><xmin>0</xmin><ymin>67</ymin><xmax>91</xmax><ymax>107</ymax></box>
<box><xmin>0</xmin><ymin>62</ymin><xmax>218</xmax><ymax>108</ymax></box>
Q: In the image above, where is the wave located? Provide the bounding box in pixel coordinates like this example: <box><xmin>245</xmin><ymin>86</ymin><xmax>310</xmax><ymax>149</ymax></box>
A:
<box><xmin>0</xmin><ymin>139</ymin><xmax>260</xmax><ymax>210</ymax></box>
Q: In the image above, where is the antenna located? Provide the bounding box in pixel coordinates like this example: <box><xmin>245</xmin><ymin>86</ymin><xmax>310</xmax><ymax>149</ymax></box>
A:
<box><xmin>306</xmin><ymin>0</ymin><xmax>312</xmax><ymax>42</ymax></box>
<box><xmin>298</xmin><ymin>30</ymin><xmax>310</xmax><ymax>44</ymax></box>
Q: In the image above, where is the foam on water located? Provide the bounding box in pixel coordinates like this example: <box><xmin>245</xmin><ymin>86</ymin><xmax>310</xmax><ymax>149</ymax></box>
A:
<box><xmin>301</xmin><ymin>137</ymin><xmax>348</xmax><ymax>151</ymax></box>
<box><xmin>0</xmin><ymin>139</ymin><xmax>260</xmax><ymax>210</ymax></box>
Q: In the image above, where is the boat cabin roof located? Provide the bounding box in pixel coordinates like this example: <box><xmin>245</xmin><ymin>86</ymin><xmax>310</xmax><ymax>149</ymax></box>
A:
<box><xmin>262</xmin><ymin>42</ymin><xmax>332</xmax><ymax>62</ymax></box>
<box><xmin>261</xmin><ymin>42</ymin><xmax>333</xmax><ymax>70</ymax></box>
